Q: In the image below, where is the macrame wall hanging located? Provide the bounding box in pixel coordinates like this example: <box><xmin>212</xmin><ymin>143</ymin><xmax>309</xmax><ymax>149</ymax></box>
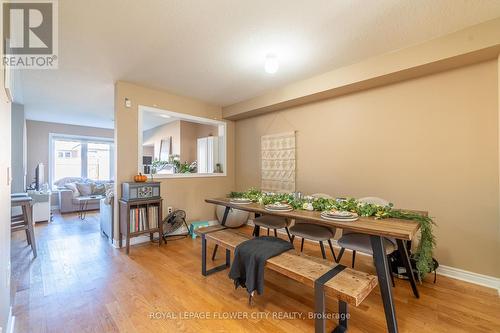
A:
<box><xmin>261</xmin><ymin>131</ymin><xmax>296</xmax><ymax>192</ymax></box>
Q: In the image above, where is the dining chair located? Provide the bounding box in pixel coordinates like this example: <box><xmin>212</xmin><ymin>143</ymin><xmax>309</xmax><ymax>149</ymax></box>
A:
<box><xmin>336</xmin><ymin>197</ymin><xmax>396</xmax><ymax>285</ymax></box>
<box><xmin>11</xmin><ymin>196</ymin><xmax>37</xmax><ymax>258</ymax></box>
<box><xmin>288</xmin><ymin>193</ymin><xmax>338</xmax><ymax>261</ymax></box>
<box><xmin>253</xmin><ymin>214</ymin><xmax>293</xmax><ymax>241</ymax></box>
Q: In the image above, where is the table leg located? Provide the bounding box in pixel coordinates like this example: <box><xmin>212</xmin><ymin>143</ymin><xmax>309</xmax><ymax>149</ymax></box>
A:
<box><xmin>396</xmin><ymin>239</ymin><xmax>420</xmax><ymax>298</ymax></box>
<box><xmin>212</xmin><ymin>206</ymin><xmax>230</xmax><ymax>260</ymax></box>
<box><xmin>370</xmin><ymin>235</ymin><xmax>398</xmax><ymax>333</ymax></box>
<box><xmin>25</xmin><ymin>203</ymin><xmax>37</xmax><ymax>258</ymax></box>
<box><xmin>79</xmin><ymin>201</ymin><xmax>88</xmax><ymax>220</ymax></box>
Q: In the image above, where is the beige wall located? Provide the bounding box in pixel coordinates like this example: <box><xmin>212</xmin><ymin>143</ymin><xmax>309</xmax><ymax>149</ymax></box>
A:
<box><xmin>142</xmin><ymin>120</ymin><xmax>218</xmax><ymax>164</ymax></box>
<box><xmin>0</xmin><ymin>57</ymin><xmax>12</xmax><ymax>330</ymax></box>
<box><xmin>224</xmin><ymin>18</ymin><xmax>500</xmax><ymax>119</ymax></box>
<box><xmin>143</xmin><ymin>120</ymin><xmax>181</xmax><ymax>160</ymax></box>
<box><xmin>235</xmin><ymin>60</ymin><xmax>500</xmax><ymax>278</ymax></box>
<box><xmin>180</xmin><ymin>121</ymin><xmax>218</xmax><ymax>163</ymax></box>
<box><xmin>114</xmin><ymin>81</ymin><xmax>234</xmax><ymax>240</ymax></box>
<box><xmin>26</xmin><ymin>120</ymin><xmax>114</xmax><ymax>185</ymax></box>
<box><xmin>11</xmin><ymin>103</ymin><xmax>26</xmax><ymax>193</ymax></box>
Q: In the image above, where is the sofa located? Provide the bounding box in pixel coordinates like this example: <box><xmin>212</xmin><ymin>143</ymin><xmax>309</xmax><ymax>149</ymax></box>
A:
<box><xmin>100</xmin><ymin>196</ymin><xmax>114</xmax><ymax>239</ymax></box>
<box><xmin>55</xmin><ymin>177</ymin><xmax>114</xmax><ymax>213</ymax></box>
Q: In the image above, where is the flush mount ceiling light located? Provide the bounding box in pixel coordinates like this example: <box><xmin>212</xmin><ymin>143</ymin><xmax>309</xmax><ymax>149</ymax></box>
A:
<box><xmin>159</xmin><ymin>114</ymin><xmax>171</xmax><ymax>119</ymax></box>
<box><xmin>264</xmin><ymin>54</ymin><xmax>279</xmax><ymax>74</ymax></box>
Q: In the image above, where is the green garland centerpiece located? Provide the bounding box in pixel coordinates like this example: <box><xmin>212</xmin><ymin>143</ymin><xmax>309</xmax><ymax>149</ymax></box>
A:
<box><xmin>229</xmin><ymin>188</ymin><xmax>436</xmax><ymax>277</ymax></box>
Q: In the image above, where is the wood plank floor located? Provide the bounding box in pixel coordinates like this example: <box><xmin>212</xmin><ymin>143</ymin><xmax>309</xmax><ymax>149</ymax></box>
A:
<box><xmin>11</xmin><ymin>212</ymin><xmax>500</xmax><ymax>333</ymax></box>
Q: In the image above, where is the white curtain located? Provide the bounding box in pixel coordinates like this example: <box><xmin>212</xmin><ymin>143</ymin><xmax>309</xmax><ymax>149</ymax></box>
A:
<box><xmin>261</xmin><ymin>131</ymin><xmax>296</xmax><ymax>192</ymax></box>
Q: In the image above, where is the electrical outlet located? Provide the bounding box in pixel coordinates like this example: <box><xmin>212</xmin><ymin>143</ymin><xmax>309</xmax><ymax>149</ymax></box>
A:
<box><xmin>167</xmin><ymin>206</ymin><xmax>173</xmax><ymax>214</ymax></box>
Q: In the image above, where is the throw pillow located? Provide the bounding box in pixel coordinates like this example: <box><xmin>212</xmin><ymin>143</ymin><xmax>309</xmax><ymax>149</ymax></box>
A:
<box><xmin>105</xmin><ymin>188</ymin><xmax>114</xmax><ymax>205</ymax></box>
<box><xmin>64</xmin><ymin>183</ymin><xmax>80</xmax><ymax>198</ymax></box>
<box><xmin>93</xmin><ymin>183</ymin><xmax>106</xmax><ymax>195</ymax></box>
<box><xmin>76</xmin><ymin>183</ymin><xmax>93</xmax><ymax>196</ymax></box>
<box><xmin>54</xmin><ymin>177</ymin><xmax>82</xmax><ymax>187</ymax></box>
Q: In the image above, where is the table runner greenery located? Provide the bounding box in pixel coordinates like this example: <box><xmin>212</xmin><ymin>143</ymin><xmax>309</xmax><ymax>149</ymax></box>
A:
<box><xmin>229</xmin><ymin>188</ymin><xmax>436</xmax><ymax>277</ymax></box>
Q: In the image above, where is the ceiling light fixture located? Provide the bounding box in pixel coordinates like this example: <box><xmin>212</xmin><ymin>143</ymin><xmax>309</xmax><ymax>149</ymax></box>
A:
<box><xmin>159</xmin><ymin>114</ymin><xmax>171</xmax><ymax>119</ymax></box>
<box><xmin>264</xmin><ymin>54</ymin><xmax>279</xmax><ymax>74</ymax></box>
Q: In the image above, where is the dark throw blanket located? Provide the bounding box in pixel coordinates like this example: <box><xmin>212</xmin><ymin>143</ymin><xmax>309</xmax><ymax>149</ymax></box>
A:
<box><xmin>229</xmin><ymin>236</ymin><xmax>294</xmax><ymax>297</ymax></box>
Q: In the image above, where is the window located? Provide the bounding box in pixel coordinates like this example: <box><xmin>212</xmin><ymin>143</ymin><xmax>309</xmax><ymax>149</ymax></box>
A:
<box><xmin>138</xmin><ymin>105</ymin><xmax>227</xmax><ymax>178</ymax></box>
<box><xmin>54</xmin><ymin>139</ymin><xmax>82</xmax><ymax>179</ymax></box>
<box><xmin>50</xmin><ymin>134</ymin><xmax>114</xmax><ymax>184</ymax></box>
<box><xmin>87</xmin><ymin>142</ymin><xmax>111</xmax><ymax>181</ymax></box>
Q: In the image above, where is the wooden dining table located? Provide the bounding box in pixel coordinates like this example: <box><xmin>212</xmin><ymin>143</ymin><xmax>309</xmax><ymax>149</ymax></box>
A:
<box><xmin>206</xmin><ymin>197</ymin><xmax>422</xmax><ymax>333</ymax></box>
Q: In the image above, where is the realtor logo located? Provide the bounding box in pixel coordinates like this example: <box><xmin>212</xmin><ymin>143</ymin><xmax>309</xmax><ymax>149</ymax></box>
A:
<box><xmin>2</xmin><ymin>0</ymin><xmax>58</xmax><ymax>69</ymax></box>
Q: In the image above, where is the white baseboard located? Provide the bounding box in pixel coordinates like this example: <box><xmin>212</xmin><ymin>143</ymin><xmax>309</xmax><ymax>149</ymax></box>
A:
<box><xmin>111</xmin><ymin>233</ymin><xmax>160</xmax><ymax>248</ymax></box>
<box><xmin>6</xmin><ymin>306</ymin><xmax>15</xmax><ymax>333</ymax></box>
<box><xmin>109</xmin><ymin>220</ymin><xmax>500</xmax><ymax>295</ymax></box>
<box><xmin>437</xmin><ymin>265</ymin><xmax>500</xmax><ymax>295</ymax></box>
<box><xmin>249</xmin><ymin>221</ymin><xmax>500</xmax><ymax>295</ymax></box>
<box><xmin>111</xmin><ymin>220</ymin><xmax>219</xmax><ymax>249</ymax></box>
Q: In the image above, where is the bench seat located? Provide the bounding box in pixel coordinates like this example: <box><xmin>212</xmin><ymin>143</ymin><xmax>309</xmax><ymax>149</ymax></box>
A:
<box><xmin>204</xmin><ymin>229</ymin><xmax>377</xmax><ymax>307</ymax></box>
<box><xmin>194</xmin><ymin>224</ymin><xmax>227</xmax><ymax>236</ymax></box>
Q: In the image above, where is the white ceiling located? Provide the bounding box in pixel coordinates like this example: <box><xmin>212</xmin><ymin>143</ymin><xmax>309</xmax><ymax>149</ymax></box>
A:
<box><xmin>142</xmin><ymin>112</ymin><xmax>178</xmax><ymax>131</ymax></box>
<box><xmin>16</xmin><ymin>0</ymin><xmax>500</xmax><ymax>129</ymax></box>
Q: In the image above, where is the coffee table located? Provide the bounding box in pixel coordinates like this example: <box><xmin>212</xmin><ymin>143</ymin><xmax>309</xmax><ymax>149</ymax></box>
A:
<box><xmin>75</xmin><ymin>195</ymin><xmax>104</xmax><ymax>220</ymax></box>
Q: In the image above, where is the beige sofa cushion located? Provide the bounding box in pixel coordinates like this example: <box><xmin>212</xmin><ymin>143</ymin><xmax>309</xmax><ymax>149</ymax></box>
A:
<box><xmin>64</xmin><ymin>183</ymin><xmax>80</xmax><ymax>198</ymax></box>
<box><xmin>76</xmin><ymin>183</ymin><xmax>93</xmax><ymax>196</ymax></box>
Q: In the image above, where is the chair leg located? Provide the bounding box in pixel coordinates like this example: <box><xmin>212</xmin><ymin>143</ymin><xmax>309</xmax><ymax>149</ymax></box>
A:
<box><xmin>285</xmin><ymin>227</ymin><xmax>293</xmax><ymax>243</ymax></box>
<box><xmin>390</xmin><ymin>268</ymin><xmax>395</xmax><ymax>287</ymax></box>
<box><xmin>336</xmin><ymin>247</ymin><xmax>345</xmax><ymax>263</ymax></box>
<box><xmin>300</xmin><ymin>238</ymin><xmax>304</xmax><ymax>252</ymax></box>
<box><xmin>327</xmin><ymin>239</ymin><xmax>337</xmax><ymax>262</ymax></box>
<box><xmin>25</xmin><ymin>203</ymin><xmax>37</xmax><ymax>258</ymax></box>
<box><xmin>25</xmin><ymin>229</ymin><xmax>32</xmax><ymax>245</ymax></box>
<box><xmin>22</xmin><ymin>205</ymin><xmax>33</xmax><ymax>246</ymax></box>
<box><xmin>211</xmin><ymin>244</ymin><xmax>218</xmax><ymax>261</ymax></box>
<box><xmin>319</xmin><ymin>241</ymin><xmax>326</xmax><ymax>259</ymax></box>
<box><xmin>351</xmin><ymin>250</ymin><xmax>356</xmax><ymax>268</ymax></box>
<box><xmin>273</xmin><ymin>229</ymin><xmax>278</xmax><ymax>237</ymax></box>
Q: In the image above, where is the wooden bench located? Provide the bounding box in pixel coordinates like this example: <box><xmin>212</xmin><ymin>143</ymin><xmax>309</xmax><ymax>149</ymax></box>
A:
<box><xmin>196</xmin><ymin>226</ymin><xmax>377</xmax><ymax>333</ymax></box>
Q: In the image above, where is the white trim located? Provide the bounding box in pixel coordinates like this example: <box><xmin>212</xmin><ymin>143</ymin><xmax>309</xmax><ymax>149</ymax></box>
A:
<box><xmin>436</xmin><ymin>265</ymin><xmax>500</xmax><ymax>295</ymax></box>
<box><xmin>48</xmin><ymin>133</ymin><xmax>114</xmax><ymax>185</ymax></box>
<box><xmin>137</xmin><ymin>105</ymin><xmax>228</xmax><ymax>179</ymax></box>
<box><xmin>6</xmin><ymin>306</ymin><xmax>15</xmax><ymax>333</ymax></box>
<box><xmin>112</xmin><ymin>233</ymin><xmax>160</xmax><ymax>248</ymax></box>
<box><xmin>111</xmin><ymin>220</ymin><xmax>219</xmax><ymax>249</ymax></box>
<box><xmin>148</xmin><ymin>173</ymin><xmax>227</xmax><ymax>179</ymax></box>
<box><xmin>248</xmin><ymin>221</ymin><xmax>500</xmax><ymax>294</ymax></box>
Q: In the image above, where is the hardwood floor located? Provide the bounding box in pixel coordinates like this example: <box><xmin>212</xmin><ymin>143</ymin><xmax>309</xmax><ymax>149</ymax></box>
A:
<box><xmin>11</xmin><ymin>212</ymin><xmax>500</xmax><ymax>333</ymax></box>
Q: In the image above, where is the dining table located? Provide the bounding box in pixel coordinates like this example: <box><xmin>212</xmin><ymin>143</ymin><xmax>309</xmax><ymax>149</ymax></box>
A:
<box><xmin>205</xmin><ymin>197</ymin><xmax>422</xmax><ymax>333</ymax></box>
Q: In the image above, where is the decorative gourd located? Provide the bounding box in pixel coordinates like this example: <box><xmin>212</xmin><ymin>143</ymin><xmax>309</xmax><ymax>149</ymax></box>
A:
<box><xmin>134</xmin><ymin>173</ymin><xmax>147</xmax><ymax>182</ymax></box>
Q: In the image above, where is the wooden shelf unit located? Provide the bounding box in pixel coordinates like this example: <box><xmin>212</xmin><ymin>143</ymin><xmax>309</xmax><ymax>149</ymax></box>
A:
<box><xmin>119</xmin><ymin>198</ymin><xmax>163</xmax><ymax>254</ymax></box>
